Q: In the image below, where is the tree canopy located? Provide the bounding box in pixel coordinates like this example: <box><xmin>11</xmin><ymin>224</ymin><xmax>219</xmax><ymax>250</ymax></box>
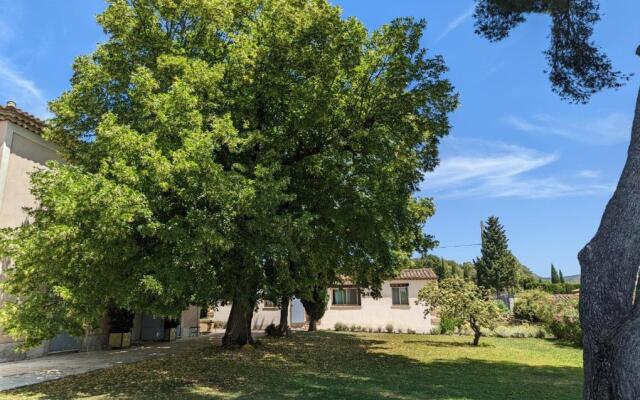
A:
<box><xmin>474</xmin><ymin>0</ymin><xmax>628</xmax><ymax>103</ymax></box>
<box><xmin>0</xmin><ymin>0</ymin><xmax>457</xmax><ymax>347</ymax></box>
<box><xmin>418</xmin><ymin>276</ymin><xmax>503</xmax><ymax>345</ymax></box>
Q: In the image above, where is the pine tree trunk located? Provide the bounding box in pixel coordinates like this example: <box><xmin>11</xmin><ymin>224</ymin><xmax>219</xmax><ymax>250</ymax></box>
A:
<box><xmin>308</xmin><ymin>318</ymin><xmax>317</xmax><ymax>331</ymax></box>
<box><xmin>277</xmin><ymin>296</ymin><xmax>290</xmax><ymax>336</ymax></box>
<box><xmin>222</xmin><ymin>294</ymin><xmax>255</xmax><ymax>347</ymax></box>
<box><xmin>578</xmin><ymin>87</ymin><xmax>640</xmax><ymax>399</ymax></box>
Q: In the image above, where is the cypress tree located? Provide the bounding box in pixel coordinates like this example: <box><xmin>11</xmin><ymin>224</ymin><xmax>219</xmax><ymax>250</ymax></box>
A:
<box><xmin>474</xmin><ymin>216</ymin><xmax>518</xmax><ymax>294</ymax></box>
<box><xmin>551</xmin><ymin>264</ymin><xmax>560</xmax><ymax>284</ymax></box>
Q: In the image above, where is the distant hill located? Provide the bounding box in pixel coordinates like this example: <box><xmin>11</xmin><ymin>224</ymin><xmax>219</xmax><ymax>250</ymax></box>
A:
<box><xmin>540</xmin><ymin>274</ymin><xmax>580</xmax><ymax>283</ymax></box>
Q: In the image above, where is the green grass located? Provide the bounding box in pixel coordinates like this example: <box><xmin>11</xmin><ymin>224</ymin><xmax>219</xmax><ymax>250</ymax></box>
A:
<box><xmin>2</xmin><ymin>332</ymin><xmax>583</xmax><ymax>400</ymax></box>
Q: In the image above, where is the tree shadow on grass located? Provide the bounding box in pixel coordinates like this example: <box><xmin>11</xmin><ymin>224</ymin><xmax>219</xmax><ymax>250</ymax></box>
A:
<box><xmin>11</xmin><ymin>332</ymin><xmax>582</xmax><ymax>400</ymax></box>
<box><xmin>402</xmin><ymin>338</ymin><xmax>493</xmax><ymax>348</ymax></box>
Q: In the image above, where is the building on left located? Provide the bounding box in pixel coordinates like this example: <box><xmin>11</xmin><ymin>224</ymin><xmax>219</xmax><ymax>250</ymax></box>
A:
<box><xmin>0</xmin><ymin>102</ymin><xmax>199</xmax><ymax>362</ymax></box>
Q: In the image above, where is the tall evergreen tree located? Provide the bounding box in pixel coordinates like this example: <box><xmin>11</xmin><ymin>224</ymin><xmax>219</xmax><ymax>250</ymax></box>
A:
<box><xmin>551</xmin><ymin>264</ymin><xmax>560</xmax><ymax>284</ymax></box>
<box><xmin>474</xmin><ymin>216</ymin><xmax>519</xmax><ymax>294</ymax></box>
<box><xmin>559</xmin><ymin>270</ymin><xmax>565</xmax><ymax>284</ymax></box>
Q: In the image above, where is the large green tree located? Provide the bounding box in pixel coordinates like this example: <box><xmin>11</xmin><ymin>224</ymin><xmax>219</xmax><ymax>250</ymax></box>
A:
<box><xmin>474</xmin><ymin>216</ymin><xmax>519</xmax><ymax>294</ymax></box>
<box><xmin>0</xmin><ymin>0</ymin><xmax>456</xmax><ymax>348</ymax></box>
<box><xmin>474</xmin><ymin>2</ymin><xmax>638</xmax><ymax>398</ymax></box>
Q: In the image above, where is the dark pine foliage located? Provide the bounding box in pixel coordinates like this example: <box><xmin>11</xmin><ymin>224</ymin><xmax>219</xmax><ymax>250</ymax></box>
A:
<box><xmin>474</xmin><ymin>0</ymin><xmax>629</xmax><ymax>103</ymax></box>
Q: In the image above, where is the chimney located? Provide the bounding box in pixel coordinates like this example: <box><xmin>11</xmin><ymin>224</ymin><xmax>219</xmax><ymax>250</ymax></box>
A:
<box><xmin>6</xmin><ymin>101</ymin><xmax>16</xmax><ymax>108</ymax></box>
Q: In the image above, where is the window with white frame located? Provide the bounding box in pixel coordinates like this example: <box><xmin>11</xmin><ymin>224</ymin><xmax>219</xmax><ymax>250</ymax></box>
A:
<box><xmin>391</xmin><ymin>284</ymin><xmax>409</xmax><ymax>305</ymax></box>
<box><xmin>332</xmin><ymin>287</ymin><xmax>360</xmax><ymax>305</ymax></box>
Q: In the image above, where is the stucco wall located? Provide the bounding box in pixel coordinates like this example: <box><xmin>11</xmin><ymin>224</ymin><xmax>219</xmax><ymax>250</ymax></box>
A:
<box><xmin>213</xmin><ymin>301</ymin><xmax>282</xmax><ymax>330</ymax></box>
<box><xmin>319</xmin><ymin>280</ymin><xmax>434</xmax><ymax>333</ymax></box>
<box><xmin>179</xmin><ymin>306</ymin><xmax>201</xmax><ymax>337</ymax></box>
<box><xmin>214</xmin><ymin>280</ymin><xmax>436</xmax><ymax>334</ymax></box>
<box><xmin>0</xmin><ymin>122</ymin><xmax>61</xmax><ymax>228</ymax></box>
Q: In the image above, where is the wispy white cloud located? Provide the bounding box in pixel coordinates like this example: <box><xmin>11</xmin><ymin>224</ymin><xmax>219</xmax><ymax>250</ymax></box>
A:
<box><xmin>0</xmin><ymin>59</ymin><xmax>49</xmax><ymax>118</ymax></box>
<box><xmin>506</xmin><ymin>112</ymin><xmax>632</xmax><ymax>145</ymax></box>
<box><xmin>577</xmin><ymin>169</ymin><xmax>600</xmax><ymax>179</ymax></box>
<box><xmin>422</xmin><ymin>139</ymin><xmax>614</xmax><ymax>199</ymax></box>
<box><xmin>434</xmin><ymin>4</ymin><xmax>475</xmax><ymax>44</ymax></box>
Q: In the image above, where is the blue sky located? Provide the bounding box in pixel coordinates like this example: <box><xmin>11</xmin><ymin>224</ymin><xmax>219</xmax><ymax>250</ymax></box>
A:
<box><xmin>0</xmin><ymin>1</ymin><xmax>638</xmax><ymax>277</ymax></box>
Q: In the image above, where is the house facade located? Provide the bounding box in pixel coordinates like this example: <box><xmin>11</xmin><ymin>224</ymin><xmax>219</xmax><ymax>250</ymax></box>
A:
<box><xmin>213</xmin><ymin>268</ymin><xmax>438</xmax><ymax>333</ymax></box>
<box><xmin>0</xmin><ymin>102</ymin><xmax>199</xmax><ymax>362</ymax></box>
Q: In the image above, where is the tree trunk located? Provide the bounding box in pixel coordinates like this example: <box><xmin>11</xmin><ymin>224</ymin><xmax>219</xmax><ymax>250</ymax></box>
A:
<box><xmin>578</xmin><ymin>87</ymin><xmax>640</xmax><ymax>400</ymax></box>
<box><xmin>308</xmin><ymin>318</ymin><xmax>317</xmax><ymax>331</ymax></box>
<box><xmin>470</xmin><ymin>318</ymin><xmax>481</xmax><ymax>346</ymax></box>
<box><xmin>222</xmin><ymin>294</ymin><xmax>256</xmax><ymax>347</ymax></box>
<box><xmin>277</xmin><ymin>296</ymin><xmax>290</xmax><ymax>336</ymax></box>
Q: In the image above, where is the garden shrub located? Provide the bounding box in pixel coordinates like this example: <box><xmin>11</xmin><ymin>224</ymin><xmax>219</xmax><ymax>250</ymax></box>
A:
<box><xmin>493</xmin><ymin>323</ymin><xmax>547</xmax><ymax>338</ymax></box>
<box><xmin>514</xmin><ymin>289</ymin><xmax>553</xmax><ymax>323</ymax></box>
<box><xmin>265</xmin><ymin>323</ymin><xmax>279</xmax><ymax>336</ymax></box>
<box><xmin>546</xmin><ymin>298</ymin><xmax>582</xmax><ymax>346</ymax></box>
<box><xmin>438</xmin><ymin>316</ymin><xmax>459</xmax><ymax>334</ymax></box>
<box><xmin>385</xmin><ymin>323</ymin><xmax>394</xmax><ymax>333</ymax></box>
<box><xmin>334</xmin><ymin>322</ymin><xmax>348</xmax><ymax>331</ymax></box>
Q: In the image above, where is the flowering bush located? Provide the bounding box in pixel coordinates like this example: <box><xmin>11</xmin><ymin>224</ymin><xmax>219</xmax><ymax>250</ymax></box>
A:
<box><xmin>514</xmin><ymin>289</ymin><xmax>553</xmax><ymax>323</ymax></box>
<box><xmin>546</xmin><ymin>298</ymin><xmax>582</xmax><ymax>346</ymax></box>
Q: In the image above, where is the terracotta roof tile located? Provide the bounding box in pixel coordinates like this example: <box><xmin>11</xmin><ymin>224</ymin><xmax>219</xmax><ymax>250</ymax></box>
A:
<box><xmin>395</xmin><ymin>268</ymin><xmax>438</xmax><ymax>280</ymax></box>
<box><xmin>552</xmin><ymin>293</ymin><xmax>579</xmax><ymax>302</ymax></box>
<box><xmin>0</xmin><ymin>103</ymin><xmax>46</xmax><ymax>134</ymax></box>
<box><xmin>337</xmin><ymin>268</ymin><xmax>437</xmax><ymax>285</ymax></box>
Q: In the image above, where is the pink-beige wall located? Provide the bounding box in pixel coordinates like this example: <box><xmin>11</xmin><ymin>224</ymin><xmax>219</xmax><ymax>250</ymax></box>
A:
<box><xmin>0</xmin><ymin>122</ymin><xmax>61</xmax><ymax>228</ymax></box>
<box><xmin>214</xmin><ymin>279</ymin><xmax>436</xmax><ymax>334</ymax></box>
<box><xmin>319</xmin><ymin>280</ymin><xmax>435</xmax><ymax>333</ymax></box>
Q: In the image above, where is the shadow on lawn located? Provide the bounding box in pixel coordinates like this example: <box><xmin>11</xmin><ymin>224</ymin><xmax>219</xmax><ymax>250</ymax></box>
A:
<box><xmin>402</xmin><ymin>338</ymin><xmax>493</xmax><ymax>348</ymax></box>
<box><xmin>13</xmin><ymin>332</ymin><xmax>582</xmax><ymax>400</ymax></box>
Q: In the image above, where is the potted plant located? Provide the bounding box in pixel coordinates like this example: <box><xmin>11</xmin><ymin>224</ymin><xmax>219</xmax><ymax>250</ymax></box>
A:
<box><xmin>107</xmin><ymin>307</ymin><xmax>134</xmax><ymax>349</ymax></box>
<box><xmin>164</xmin><ymin>318</ymin><xmax>179</xmax><ymax>341</ymax></box>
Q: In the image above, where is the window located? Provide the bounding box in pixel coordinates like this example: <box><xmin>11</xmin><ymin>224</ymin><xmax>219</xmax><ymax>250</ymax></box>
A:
<box><xmin>391</xmin><ymin>284</ymin><xmax>409</xmax><ymax>305</ymax></box>
<box><xmin>263</xmin><ymin>300</ymin><xmax>277</xmax><ymax>308</ymax></box>
<box><xmin>332</xmin><ymin>288</ymin><xmax>360</xmax><ymax>305</ymax></box>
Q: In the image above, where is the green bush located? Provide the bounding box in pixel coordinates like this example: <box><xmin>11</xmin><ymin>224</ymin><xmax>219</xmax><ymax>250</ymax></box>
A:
<box><xmin>546</xmin><ymin>298</ymin><xmax>582</xmax><ymax>346</ymax></box>
<box><xmin>514</xmin><ymin>290</ymin><xmax>553</xmax><ymax>323</ymax></box>
<box><xmin>493</xmin><ymin>323</ymin><xmax>546</xmax><ymax>339</ymax></box>
<box><xmin>265</xmin><ymin>323</ymin><xmax>279</xmax><ymax>336</ymax></box>
<box><xmin>385</xmin><ymin>323</ymin><xmax>394</xmax><ymax>333</ymax></box>
<box><xmin>334</xmin><ymin>322</ymin><xmax>348</xmax><ymax>331</ymax></box>
<box><xmin>438</xmin><ymin>316</ymin><xmax>460</xmax><ymax>334</ymax></box>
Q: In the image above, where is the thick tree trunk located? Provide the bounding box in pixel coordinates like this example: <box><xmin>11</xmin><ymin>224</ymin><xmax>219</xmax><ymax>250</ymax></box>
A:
<box><xmin>277</xmin><ymin>296</ymin><xmax>290</xmax><ymax>336</ymax></box>
<box><xmin>578</xmin><ymin>88</ymin><xmax>640</xmax><ymax>399</ymax></box>
<box><xmin>222</xmin><ymin>294</ymin><xmax>256</xmax><ymax>347</ymax></box>
<box><xmin>308</xmin><ymin>318</ymin><xmax>317</xmax><ymax>332</ymax></box>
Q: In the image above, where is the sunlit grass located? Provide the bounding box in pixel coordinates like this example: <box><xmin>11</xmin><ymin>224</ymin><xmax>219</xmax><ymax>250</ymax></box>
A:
<box><xmin>1</xmin><ymin>332</ymin><xmax>582</xmax><ymax>400</ymax></box>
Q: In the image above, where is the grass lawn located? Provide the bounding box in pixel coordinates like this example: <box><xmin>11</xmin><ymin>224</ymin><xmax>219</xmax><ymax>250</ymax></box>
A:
<box><xmin>1</xmin><ymin>332</ymin><xmax>582</xmax><ymax>400</ymax></box>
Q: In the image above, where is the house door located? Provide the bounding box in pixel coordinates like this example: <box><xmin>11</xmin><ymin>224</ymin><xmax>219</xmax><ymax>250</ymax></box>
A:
<box><xmin>140</xmin><ymin>314</ymin><xmax>165</xmax><ymax>341</ymax></box>
<box><xmin>48</xmin><ymin>333</ymin><xmax>82</xmax><ymax>353</ymax></box>
<box><xmin>290</xmin><ymin>298</ymin><xmax>306</xmax><ymax>326</ymax></box>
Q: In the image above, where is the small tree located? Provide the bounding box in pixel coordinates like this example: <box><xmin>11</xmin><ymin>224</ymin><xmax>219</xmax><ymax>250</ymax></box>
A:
<box><xmin>559</xmin><ymin>270</ymin><xmax>565</xmax><ymax>284</ymax></box>
<box><xmin>551</xmin><ymin>264</ymin><xmax>560</xmax><ymax>284</ymax></box>
<box><xmin>300</xmin><ymin>283</ymin><xmax>329</xmax><ymax>332</ymax></box>
<box><xmin>418</xmin><ymin>276</ymin><xmax>503</xmax><ymax>346</ymax></box>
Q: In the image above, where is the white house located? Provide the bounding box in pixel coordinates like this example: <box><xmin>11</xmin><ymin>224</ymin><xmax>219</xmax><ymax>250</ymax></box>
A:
<box><xmin>214</xmin><ymin>268</ymin><xmax>438</xmax><ymax>334</ymax></box>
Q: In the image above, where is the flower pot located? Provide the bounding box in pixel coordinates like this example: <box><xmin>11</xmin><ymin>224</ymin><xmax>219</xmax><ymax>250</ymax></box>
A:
<box><xmin>163</xmin><ymin>327</ymin><xmax>176</xmax><ymax>342</ymax></box>
<box><xmin>108</xmin><ymin>332</ymin><xmax>131</xmax><ymax>349</ymax></box>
